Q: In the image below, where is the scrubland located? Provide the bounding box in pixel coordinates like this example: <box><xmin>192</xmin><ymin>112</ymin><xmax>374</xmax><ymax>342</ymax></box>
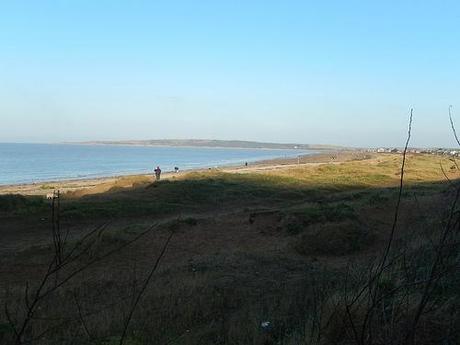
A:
<box><xmin>0</xmin><ymin>153</ymin><xmax>458</xmax><ymax>344</ymax></box>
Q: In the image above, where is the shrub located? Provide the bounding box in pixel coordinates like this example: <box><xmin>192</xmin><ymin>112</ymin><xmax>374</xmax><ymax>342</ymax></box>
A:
<box><xmin>281</xmin><ymin>202</ymin><xmax>357</xmax><ymax>234</ymax></box>
<box><xmin>295</xmin><ymin>220</ymin><xmax>374</xmax><ymax>256</ymax></box>
<box><xmin>368</xmin><ymin>192</ymin><xmax>390</xmax><ymax>205</ymax></box>
<box><xmin>280</xmin><ymin>215</ymin><xmax>304</xmax><ymax>235</ymax></box>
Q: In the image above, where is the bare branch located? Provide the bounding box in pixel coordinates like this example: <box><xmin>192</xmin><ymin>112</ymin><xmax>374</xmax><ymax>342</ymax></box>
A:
<box><xmin>378</xmin><ymin>107</ymin><xmax>413</xmax><ymax>271</ymax></box>
<box><xmin>119</xmin><ymin>229</ymin><xmax>175</xmax><ymax>345</ymax></box>
<box><xmin>73</xmin><ymin>290</ymin><xmax>94</xmax><ymax>341</ymax></box>
<box><xmin>449</xmin><ymin>105</ymin><xmax>460</xmax><ymax>147</ymax></box>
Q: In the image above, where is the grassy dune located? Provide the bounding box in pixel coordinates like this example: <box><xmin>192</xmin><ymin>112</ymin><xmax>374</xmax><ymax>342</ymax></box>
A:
<box><xmin>0</xmin><ymin>153</ymin><xmax>459</xmax><ymax>344</ymax></box>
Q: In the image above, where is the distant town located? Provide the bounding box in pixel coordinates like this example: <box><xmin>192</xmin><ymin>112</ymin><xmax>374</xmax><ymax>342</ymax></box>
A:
<box><xmin>368</xmin><ymin>147</ymin><xmax>460</xmax><ymax>157</ymax></box>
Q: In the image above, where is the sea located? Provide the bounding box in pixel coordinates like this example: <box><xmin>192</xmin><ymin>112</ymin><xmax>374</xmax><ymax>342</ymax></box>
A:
<box><xmin>0</xmin><ymin>143</ymin><xmax>313</xmax><ymax>185</ymax></box>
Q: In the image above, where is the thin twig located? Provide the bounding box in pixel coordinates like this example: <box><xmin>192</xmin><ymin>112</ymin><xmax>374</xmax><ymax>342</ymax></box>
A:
<box><xmin>449</xmin><ymin>105</ymin><xmax>460</xmax><ymax>146</ymax></box>
<box><xmin>377</xmin><ymin>108</ymin><xmax>413</xmax><ymax>272</ymax></box>
<box><xmin>119</xmin><ymin>229</ymin><xmax>175</xmax><ymax>345</ymax></box>
<box><xmin>344</xmin><ymin>108</ymin><xmax>413</xmax><ymax>344</ymax></box>
<box><xmin>73</xmin><ymin>290</ymin><xmax>94</xmax><ymax>341</ymax></box>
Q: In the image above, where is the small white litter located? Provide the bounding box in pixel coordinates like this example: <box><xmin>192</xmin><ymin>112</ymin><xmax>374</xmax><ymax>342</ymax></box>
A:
<box><xmin>261</xmin><ymin>321</ymin><xmax>271</xmax><ymax>329</ymax></box>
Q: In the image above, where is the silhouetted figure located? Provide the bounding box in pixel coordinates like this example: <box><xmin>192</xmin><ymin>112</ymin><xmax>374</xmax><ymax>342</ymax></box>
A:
<box><xmin>245</xmin><ymin>162</ymin><xmax>248</xmax><ymax>167</ymax></box>
<box><xmin>174</xmin><ymin>166</ymin><xmax>179</xmax><ymax>173</ymax></box>
<box><xmin>154</xmin><ymin>166</ymin><xmax>161</xmax><ymax>181</ymax></box>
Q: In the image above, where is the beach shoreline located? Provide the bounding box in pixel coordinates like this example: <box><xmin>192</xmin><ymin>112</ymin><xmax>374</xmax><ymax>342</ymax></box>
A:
<box><xmin>0</xmin><ymin>150</ymin><xmax>366</xmax><ymax>196</ymax></box>
<box><xmin>0</xmin><ymin>143</ymin><xmax>317</xmax><ymax>189</ymax></box>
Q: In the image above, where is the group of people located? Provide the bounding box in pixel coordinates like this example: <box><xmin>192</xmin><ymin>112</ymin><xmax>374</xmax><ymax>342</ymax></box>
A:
<box><xmin>153</xmin><ymin>166</ymin><xmax>180</xmax><ymax>181</ymax></box>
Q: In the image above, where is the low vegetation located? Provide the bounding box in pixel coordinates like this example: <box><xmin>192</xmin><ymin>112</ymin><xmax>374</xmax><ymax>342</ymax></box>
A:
<box><xmin>0</xmin><ymin>194</ymin><xmax>47</xmax><ymax>215</ymax></box>
<box><xmin>0</xmin><ymin>153</ymin><xmax>458</xmax><ymax>344</ymax></box>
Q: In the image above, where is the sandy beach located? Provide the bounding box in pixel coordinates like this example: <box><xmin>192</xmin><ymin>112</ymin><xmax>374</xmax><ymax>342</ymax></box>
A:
<box><xmin>0</xmin><ymin>150</ymin><xmax>368</xmax><ymax>196</ymax></box>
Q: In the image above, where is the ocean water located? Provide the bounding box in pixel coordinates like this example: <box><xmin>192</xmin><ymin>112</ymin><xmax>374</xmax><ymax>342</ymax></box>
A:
<box><xmin>0</xmin><ymin>143</ymin><xmax>312</xmax><ymax>185</ymax></box>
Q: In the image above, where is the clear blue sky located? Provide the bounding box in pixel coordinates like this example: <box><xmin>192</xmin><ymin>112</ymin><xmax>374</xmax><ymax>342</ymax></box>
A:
<box><xmin>1</xmin><ymin>1</ymin><xmax>459</xmax><ymax>147</ymax></box>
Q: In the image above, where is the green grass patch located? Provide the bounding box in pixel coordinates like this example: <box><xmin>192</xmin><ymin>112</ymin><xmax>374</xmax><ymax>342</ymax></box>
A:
<box><xmin>0</xmin><ymin>194</ymin><xmax>47</xmax><ymax>215</ymax></box>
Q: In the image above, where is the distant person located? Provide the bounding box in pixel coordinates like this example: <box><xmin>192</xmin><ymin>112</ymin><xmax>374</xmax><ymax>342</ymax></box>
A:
<box><xmin>154</xmin><ymin>166</ymin><xmax>161</xmax><ymax>181</ymax></box>
<box><xmin>245</xmin><ymin>162</ymin><xmax>248</xmax><ymax>167</ymax></box>
<box><xmin>174</xmin><ymin>166</ymin><xmax>179</xmax><ymax>173</ymax></box>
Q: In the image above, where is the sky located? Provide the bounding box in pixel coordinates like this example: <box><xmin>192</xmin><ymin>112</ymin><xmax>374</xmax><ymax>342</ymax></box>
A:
<box><xmin>0</xmin><ymin>1</ymin><xmax>459</xmax><ymax>147</ymax></box>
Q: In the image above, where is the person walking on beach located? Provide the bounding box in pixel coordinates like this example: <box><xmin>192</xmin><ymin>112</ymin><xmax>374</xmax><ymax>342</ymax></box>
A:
<box><xmin>154</xmin><ymin>166</ymin><xmax>162</xmax><ymax>181</ymax></box>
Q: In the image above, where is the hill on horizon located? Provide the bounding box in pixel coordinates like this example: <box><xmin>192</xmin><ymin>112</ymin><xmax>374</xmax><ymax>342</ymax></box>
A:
<box><xmin>77</xmin><ymin>139</ymin><xmax>345</xmax><ymax>150</ymax></box>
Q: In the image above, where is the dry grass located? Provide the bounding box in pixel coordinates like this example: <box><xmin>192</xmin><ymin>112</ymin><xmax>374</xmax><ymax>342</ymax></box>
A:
<box><xmin>259</xmin><ymin>153</ymin><xmax>460</xmax><ymax>189</ymax></box>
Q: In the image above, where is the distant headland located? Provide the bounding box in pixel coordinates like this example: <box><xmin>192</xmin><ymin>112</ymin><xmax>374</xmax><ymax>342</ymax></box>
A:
<box><xmin>74</xmin><ymin>139</ymin><xmax>345</xmax><ymax>150</ymax></box>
